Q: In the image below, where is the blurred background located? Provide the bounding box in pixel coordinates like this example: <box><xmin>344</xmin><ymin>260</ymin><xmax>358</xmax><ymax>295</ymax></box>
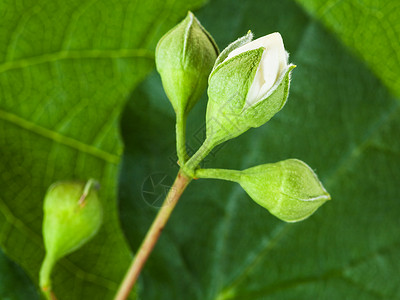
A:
<box><xmin>1</xmin><ymin>0</ymin><xmax>399</xmax><ymax>299</ymax></box>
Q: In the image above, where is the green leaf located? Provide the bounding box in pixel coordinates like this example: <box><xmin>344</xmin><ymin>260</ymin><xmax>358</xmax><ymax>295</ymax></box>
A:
<box><xmin>0</xmin><ymin>0</ymin><xmax>207</xmax><ymax>299</ymax></box>
<box><xmin>294</xmin><ymin>0</ymin><xmax>400</xmax><ymax>98</ymax></box>
<box><xmin>0</xmin><ymin>249</ymin><xmax>40</xmax><ymax>300</ymax></box>
<box><xmin>119</xmin><ymin>0</ymin><xmax>400</xmax><ymax>299</ymax></box>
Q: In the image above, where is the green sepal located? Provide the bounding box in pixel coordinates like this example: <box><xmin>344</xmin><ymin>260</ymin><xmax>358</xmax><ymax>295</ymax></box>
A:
<box><xmin>243</xmin><ymin>64</ymin><xmax>295</xmax><ymax>128</ymax></box>
<box><xmin>211</xmin><ymin>31</ymin><xmax>253</xmax><ymax>72</ymax></box>
<box><xmin>156</xmin><ymin>11</ymin><xmax>219</xmax><ymax>115</ymax></box>
<box><xmin>239</xmin><ymin>159</ymin><xmax>331</xmax><ymax>222</ymax></box>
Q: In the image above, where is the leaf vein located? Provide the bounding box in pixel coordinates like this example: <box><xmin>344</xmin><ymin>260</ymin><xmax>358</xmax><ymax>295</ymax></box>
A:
<box><xmin>0</xmin><ymin>109</ymin><xmax>120</xmax><ymax>164</ymax></box>
<box><xmin>0</xmin><ymin>48</ymin><xmax>154</xmax><ymax>74</ymax></box>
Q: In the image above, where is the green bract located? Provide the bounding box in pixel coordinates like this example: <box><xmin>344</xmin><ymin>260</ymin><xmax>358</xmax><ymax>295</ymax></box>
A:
<box><xmin>239</xmin><ymin>159</ymin><xmax>330</xmax><ymax>222</ymax></box>
<box><xmin>212</xmin><ymin>31</ymin><xmax>254</xmax><ymax>72</ymax></box>
<box><xmin>39</xmin><ymin>180</ymin><xmax>103</xmax><ymax>295</ymax></box>
<box><xmin>156</xmin><ymin>11</ymin><xmax>219</xmax><ymax>115</ymax></box>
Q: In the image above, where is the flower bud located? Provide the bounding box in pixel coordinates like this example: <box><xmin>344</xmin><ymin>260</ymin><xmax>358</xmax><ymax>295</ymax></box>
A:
<box><xmin>40</xmin><ymin>180</ymin><xmax>103</xmax><ymax>293</ymax></box>
<box><xmin>239</xmin><ymin>159</ymin><xmax>330</xmax><ymax>222</ymax></box>
<box><xmin>156</xmin><ymin>11</ymin><xmax>219</xmax><ymax>114</ymax></box>
<box><xmin>206</xmin><ymin>32</ymin><xmax>295</xmax><ymax>146</ymax></box>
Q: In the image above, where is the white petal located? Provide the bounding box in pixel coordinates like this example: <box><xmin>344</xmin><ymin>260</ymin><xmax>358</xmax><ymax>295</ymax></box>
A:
<box><xmin>227</xmin><ymin>32</ymin><xmax>284</xmax><ymax>60</ymax></box>
<box><xmin>227</xmin><ymin>35</ymin><xmax>267</xmax><ymax>59</ymax></box>
<box><xmin>256</xmin><ymin>47</ymin><xmax>280</xmax><ymax>101</ymax></box>
<box><xmin>241</xmin><ymin>33</ymin><xmax>288</xmax><ymax>107</ymax></box>
<box><xmin>222</xmin><ymin>32</ymin><xmax>289</xmax><ymax>108</ymax></box>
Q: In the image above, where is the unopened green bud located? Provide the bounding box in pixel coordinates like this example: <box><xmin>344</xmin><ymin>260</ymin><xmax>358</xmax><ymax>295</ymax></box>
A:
<box><xmin>239</xmin><ymin>159</ymin><xmax>330</xmax><ymax>222</ymax></box>
<box><xmin>39</xmin><ymin>180</ymin><xmax>103</xmax><ymax>296</ymax></box>
<box><xmin>195</xmin><ymin>159</ymin><xmax>330</xmax><ymax>222</ymax></box>
<box><xmin>156</xmin><ymin>11</ymin><xmax>219</xmax><ymax>115</ymax></box>
<box><xmin>206</xmin><ymin>32</ymin><xmax>295</xmax><ymax>146</ymax></box>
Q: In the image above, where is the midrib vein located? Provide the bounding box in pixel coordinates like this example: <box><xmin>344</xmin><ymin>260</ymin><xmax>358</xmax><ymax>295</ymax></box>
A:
<box><xmin>0</xmin><ymin>48</ymin><xmax>154</xmax><ymax>73</ymax></box>
<box><xmin>0</xmin><ymin>109</ymin><xmax>119</xmax><ymax>164</ymax></box>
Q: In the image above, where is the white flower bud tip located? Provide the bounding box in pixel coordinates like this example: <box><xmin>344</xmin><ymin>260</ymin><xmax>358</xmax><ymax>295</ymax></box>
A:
<box><xmin>226</xmin><ymin>32</ymin><xmax>289</xmax><ymax>107</ymax></box>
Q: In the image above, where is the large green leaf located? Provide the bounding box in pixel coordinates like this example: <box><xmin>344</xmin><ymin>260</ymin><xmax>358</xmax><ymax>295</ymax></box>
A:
<box><xmin>119</xmin><ymin>0</ymin><xmax>400</xmax><ymax>299</ymax></box>
<box><xmin>294</xmin><ymin>0</ymin><xmax>400</xmax><ymax>98</ymax></box>
<box><xmin>0</xmin><ymin>0</ymin><xmax>206</xmax><ymax>299</ymax></box>
<box><xmin>0</xmin><ymin>249</ymin><xmax>39</xmax><ymax>300</ymax></box>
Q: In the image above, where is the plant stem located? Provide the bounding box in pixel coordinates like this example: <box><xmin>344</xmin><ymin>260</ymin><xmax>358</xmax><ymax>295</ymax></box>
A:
<box><xmin>195</xmin><ymin>168</ymin><xmax>243</xmax><ymax>182</ymax></box>
<box><xmin>183</xmin><ymin>138</ymin><xmax>216</xmax><ymax>176</ymax></box>
<box><xmin>40</xmin><ymin>285</ymin><xmax>58</xmax><ymax>300</ymax></box>
<box><xmin>39</xmin><ymin>254</ymin><xmax>57</xmax><ymax>300</ymax></box>
<box><xmin>176</xmin><ymin>112</ymin><xmax>188</xmax><ymax>164</ymax></box>
<box><xmin>114</xmin><ymin>171</ymin><xmax>191</xmax><ymax>300</ymax></box>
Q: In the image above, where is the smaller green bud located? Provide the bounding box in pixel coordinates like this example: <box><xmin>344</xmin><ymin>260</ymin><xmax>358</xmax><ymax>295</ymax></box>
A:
<box><xmin>239</xmin><ymin>159</ymin><xmax>330</xmax><ymax>222</ymax></box>
<box><xmin>206</xmin><ymin>32</ymin><xmax>295</xmax><ymax>146</ymax></box>
<box><xmin>39</xmin><ymin>180</ymin><xmax>103</xmax><ymax>296</ymax></box>
<box><xmin>156</xmin><ymin>11</ymin><xmax>219</xmax><ymax>115</ymax></box>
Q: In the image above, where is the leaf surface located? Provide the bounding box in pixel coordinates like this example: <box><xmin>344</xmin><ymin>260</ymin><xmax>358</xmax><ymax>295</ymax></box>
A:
<box><xmin>119</xmin><ymin>0</ymin><xmax>400</xmax><ymax>299</ymax></box>
<box><xmin>294</xmin><ymin>0</ymin><xmax>400</xmax><ymax>97</ymax></box>
<box><xmin>0</xmin><ymin>0</ymin><xmax>206</xmax><ymax>299</ymax></box>
<box><xmin>0</xmin><ymin>249</ymin><xmax>39</xmax><ymax>300</ymax></box>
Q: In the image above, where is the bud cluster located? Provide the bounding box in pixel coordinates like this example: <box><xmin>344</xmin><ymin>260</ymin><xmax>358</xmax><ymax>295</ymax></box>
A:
<box><xmin>155</xmin><ymin>12</ymin><xmax>330</xmax><ymax>222</ymax></box>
